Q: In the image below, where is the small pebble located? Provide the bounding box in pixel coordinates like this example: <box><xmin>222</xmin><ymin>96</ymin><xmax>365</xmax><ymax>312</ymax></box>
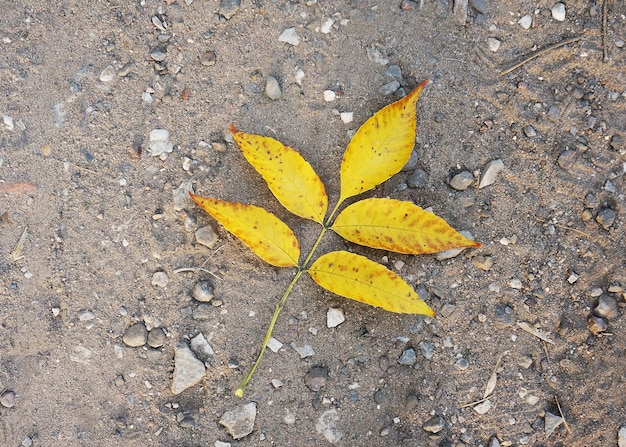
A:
<box><xmin>193</xmin><ymin>281</ymin><xmax>214</xmax><ymax>302</ymax></box>
<box><xmin>509</xmin><ymin>278</ymin><xmax>523</xmax><ymax>289</ymax></box>
<box><xmin>400</xmin><ymin>0</ymin><xmax>418</xmax><ymax>10</ymax></box>
<box><xmin>523</xmin><ymin>125</ymin><xmax>537</xmax><ymax>137</ymax></box>
<box><xmin>149</xmin><ymin>128</ymin><xmax>173</xmax><ymax>157</ymax></box>
<box><xmin>436</xmin><ymin>230</ymin><xmax>474</xmax><ymax>260</ymax></box>
<box><xmin>366</xmin><ymin>47</ymin><xmax>389</xmax><ymax>65</ymax></box>
<box><xmin>567</xmin><ymin>272</ymin><xmax>579</xmax><ymax>284</ymax></box>
<box><xmin>423</xmin><ymin>416</ymin><xmax>445</xmax><ymax>433</ymax></box>
<box><xmin>407</xmin><ymin>169</ymin><xmax>428</xmax><ymax>188</ymax></box>
<box><xmin>267</xmin><ymin>337</ymin><xmax>283</xmax><ymax>353</ymax></box>
<box><xmin>190</xmin><ymin>332</ymin><xmax>215</xmax><ymax>361</ymax></box>
<box><xmin>340</xmin><ymin>112</ymin><xmax>353</xmax><ymax>124</ymax></box>
<box><xmin>0</xmin><ymin>390</ymin><xmax>16</xmax><ymax>408</ymax></box>
<box><xmin>323</xmin><ymin>90</ymin><xmax>336</xmax><ymax>102</ymax></box>
<box><xmin>218</xmin><ymin>0</ymin><xmax>241</xmax><ymax>20</ymax></box>
<box><xmin>518</xmin><ymin>15</ymin><xmax>532</xmax><ymax>29</ymax></box>
<box><xmin>472</xmin><ymin>255</ymin><xmax>493</xmax><ymax>271</ymax></box>
<box><xmin>398</xmin><ymin>348</ymin><xmax>417</xmax><ymax>365</ymax></box>
<box><xmin>616</xmin><ymin>39</ymin><xmax>625</xmax><ymax>48</ymax></box>
<box><xmin>265</xmin><ymin>76</ymin><xmax>282</xmax><ymax>100</ymax></box>
<box><xmin>473</xmin><ymin>399</ymin><xmax>492</xmax><ymax>414</ymax></box>
<box><xmin>271</xmin><ymin>379</ymin><xmax>283</xmax><ymax>389</ymax></box>
<box><xmin>123</xmin><ymin>323</ymin><xmax>148</xmax><ymax>347</ymax></box>
<box><xmin>402</xmin><ymin>150</ymin><xmax>419</xmax><ymax>172</ymax></box>
<box><xmin>618</xmin><ymin>426</ymin><xmax>626</xmax><ymax>447</ymax></box>
<box><xmin>195</xmin><ymin>225</ymin><xmax>219</xmax><ymax>248</ymax></box>
<box><xmin>487</xmin><ymin>38</ymin><xmax>501</xmax><ymax>52</ymax></box>
<box><xmin>455</xmin><ymin>358</ymin><xmax>469</xmax><ymax>370</ymax></box>
<box><xmin>557</xmin><ymin>150</ymin><xmax>576</xmax><ymax>170</ymax></box>
<box><xmin>385</xmin><ymin>64</ymin><xmax>402</xmax><ymax>79</ymax></box>
<box><xmin>320</xmin><ymin>18</ymin><xmax>334</xmax><ymax>34</ymax></box>
<box><xmin>278</xmin><ymin>27</ymin><xmax>300</xmax><ymax>46</ymax></box>
<box><xmin>147</xmin><ymin>327</ymin><xmax>167</xmax><ymax>348</ymax></box>
<box><xmin>304</xmin><ymin>366</ymin><xmax>329</xmax><ymax>391</ymax></box>
<box><xmin>99</xmin><ymin>65</ymin><xmax>116</xmax><ymax>83</ymax></box>
<box><xmin>291</xmin><ymin>341</ymin><xmax>315</xmax><ymax>358</ymax></box>
<box><xmin>596</xmin><ymin>209</ymin><xmax>616</xmax><ymax>230</ymax></box>
<box><xmin>219</xmin><ymin>402</ymin><xmax>257</xmax><ymax>439</ymax></box>
<box><xmin>78</xmin><ymin>310</ymin><xmax>95</xmax><ymax>321</ymax></box>
<box><xmin>544</xmin><ymin>411</ymin><xmax>563</xmax><ymax>438</ymax></box>
<box><xmin>587</xmin><ymin>315</ymin><xmax>608</xmax><ymax>335</ymax></box>
<box><xmin>327</xmin><ymin>308</ymin><xmax>345</xmax><ymax>328</ymax></box>
<box><xmin>479</xmin><ymin>159</ymin><xmax>504</xmax><ymax>188</ymax></box>
<box><xmin>551</xmin><ymin>3</ymin><xmax>566</xmax><ymax>21</ymax></box>
<box><xmin>469</xmin><ymin>0</ymin><xmax>487</xmax><ymax>14</ymax></box>
<box><xmin>419</xmin><ymin>340</ymin><xmax>434</xmax><ymax>360</ymax></box>
<box><xmin>449</xmin><ymin>171</ymin><xmax>473</xmax><ymax>190</ymax></box>
<box><xmin>172</xmin><ymin>343</ymin><xmax>206</xmax><ymax>394</ymax></box>
<box><xmin>152</xmin><ymin>271</ymin><xmax>169</xmax><ymax>288</ymax></box>
<box><xmin>379</xmin><ymin>80</ymin><xmax>400</xmax><ymax>96</ymax></box>
<box><xmin>200</xmin><ymin>51</ymin><xmax>217</xmax><ymax>66</ymax></box>
<box><xmin>594</xmin><ymin>295</ymin><xmax>618</xmax><ymax>319</ymax></box>
<box><xmin>490</xmin><ymin>437</ymin><xmax>501</xmax><ymax>447</ymax></box>
<box><xmin>150</xmin><ymin>49</ymin><xmax>167</xmax><ymax>61</ymax></box>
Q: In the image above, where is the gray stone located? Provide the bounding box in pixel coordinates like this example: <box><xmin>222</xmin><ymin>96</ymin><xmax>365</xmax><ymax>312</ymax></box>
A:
<box><xmin>524</xmin><ymin>125</ymin><xmax>537</xmax><ymax>137</ymax></box>
<box><xmin>219</xmin><ymin>402</ymin><xmax>257</xmax><ymax>439</ymax></box>
<box><xmin>366</xmin><ymin>47</ymin><xmax>389</xmax><ymax>65</ymax></box>
<box><xmin>398</xmin><ymin>348</ymin><xmax>417</xmax><ymax>365</ymax></box>
<box><xmin>407</xmin><ymin>169</ymin><xmax>428</xmax><ymax>188</ymax></box>
<box><xmin>423</xmin><ymin>415</ymin><xmax>445</xmax><ymax>433</ymax></box>
<box><xmin>278</xmin><ymin>27</ymin><xmax>300</xmax><ymax>46</ymax></box>
<box><xmin>518</xmin><ymin>15</ymin><xmax>532</xmax><ymax>29</ymax></box>
<box><xmin>596</xmin><ymin>209</ymin><xmax>616</xmax><ymax>230</ymax></box>
<box><xmin>218</xmin><ymin>0</ymin><xmax>240</xmax><ymax>19</ymax></box>
<box><xmin>557</xmin><ymin>150</ymin><xmax>576</xmax><ymax>169</ymax></box>
<box><xmin>455</xmin><ymin>358</ymin><xmax>469</xmax><ymax>370</ymax></box>
<box><xmin>469</xmin><ymin>0</ymin><xmax>487</xmax><ymax>14</ymax></box>
<box><xmin>147</xmin><ymin>327</ymin><xmax>167</xmax><ymax>348</ymax></box>
<box><xmin>192</xmin><ymin>303</ymin><xmax>213</xmax><ymax>320</ymax></box>
<box><xmin>449</xmin><ymin>171</ymin><xmax>473</xmax><ymax>190</ymax></box>
<box><xmin>0</xmin><ymin>390</ymin><xmax>16</xmax><ymax>408</ymax></box>
<box><xmin>419</xmin><ymin>340</ymin><xmax>434</xmax><ymax>360</ymax></box>
<box><xmin>291</xmin><ymin>341</ymin><xmax>315</xmax><ymax>358</ymax></box>
<box><xmin>99</xmin><ymin>65</ymin><xmax>116</xmax><ymax>83</ymax></box>
<box><xmin>316</xmin><ymin>409</ymin><xmax>342</xmax><ymax>444</ymax></box>
<box><xmin>305</xmin><ymin>366</ymin><xmax>329</xmax><ymax>391</ymax></box>
<box><xmin>326</xmin><ymin>308</ymin><xmax>345</xmax><ymax>328</ymax></box>
<box><xmin>195</xmin><ymin>225</ymin><xmax>218</xmax><ymax>248</ymax></box>
<box><xmin>152</xmin><ymin>271</ymin><xmax>169</xmax><ymax>288</ymax></box>
<box><xmin>173</xmin><ymin>180</ymin><xmax>194</xmax><ymax>211</ymax></box>
<box><xmin>172</xmin><ymin>343</ymin><xmax>206</xmax><ymax>394</ymax></box>
<box><xmin>123</xmin><ymin>323</ymin><xmax>147</xmax><ymax>347</ymax></box>
<box><xmin>479</xmin><ymin>159</ymin><xmax>504</xmax><ymax>188</ymax></box>
<box><xmin>193</xmin><ymin>281</ymin><xmax>214</xmax><ymax>302</ymax></box>
<box><xmin>190</xmin><ymin>332</ymin><xmax>215</xmax><ymax>361</ymax></box>
<box><xmin>379</xmin><ymin>80</ymin><xmax>400</xmax><ymax>96</ymax></box>
<box><xmin>436</xmin><ymin>230</ymin><xmax>474</xmax><ymax>260</ymax></box>
<box><xmin>265</xmin><ymin>76</ymin><xmax>282</xmax><ymax>100</ymax></box>
<box><xmin>385</xmin><ymin>64</ymin><xmax>402</xmax><ymax>79</ymax></box>
<box><xmin>544</xmin><ymin>411</ymin><xmax>563</xmax><ymax>438</ymax></box>
<box><xmin>594</xmin><ymin>295</ymin><xmax>619</xmax><ymax>319</ymax></box>
<box><xmin>618</xmin><ymin>426</ymin><xmax>626</xmax><ymax>447</ymax></box>
<box><xmin>401</xmin><ymin>150</ymin><xmax>419</xmax><ymax>172</ymax></box>
<box><xmin>150</xmin><ymin>49</ymin><xmax>167</xmax><ymax>61</ymax></box>
<box><xmin>490</xmin><ymin>437</ymin><xmax>501</xmax><ymax>447</ymax></box>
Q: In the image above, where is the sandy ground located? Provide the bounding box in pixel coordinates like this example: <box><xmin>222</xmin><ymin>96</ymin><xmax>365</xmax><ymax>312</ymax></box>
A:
<box><xmin>1</xmin><ymin>0</ymin><xmax>625</xmax><ymax>446</ymax></box>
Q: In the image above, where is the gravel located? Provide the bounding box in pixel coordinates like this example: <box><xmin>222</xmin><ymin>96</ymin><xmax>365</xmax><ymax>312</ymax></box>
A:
<box><xmin>193</xmin><ymin>281</ymin><xmax>214</xmax><ymax>302</ymax></box>
<box><xmin>291</xmin><ymin>341</ymin><xmax>315</xmax><ymax>358</ymax></box>
<box><xmin>123</xmin><ymin>323</ymin><xmax>148</xmax><ymax>347</ymax></box>
<box><xmin>171</xmin><ymin>343</ymin><xmax>206</xmax><ymax>395</ymax></box>
<box><xmin>151</xmin><ymin>271</ymin><xmax>169</xmax><ymax>288</ymax></box>
<box><xmin>265</xmin><ymin>76</ymin><xmax>282</xmax><ymax>100</ymax></box>
<box><xmin>518</xmin><ymin>15</ymin><xmax>532</xmax><ymax>29</ymax></box>
<box><xmin>0</xmin><ymin>390</ymin><xmax>16</xmax><ymax>408</ymax></box>
<box><xmin>596</xmin><ymin>209</ymin><xmax>616</xmax><ymax>230</ymax></box>
<box><xmin>190</xmin><ymin>332</ymin><xmax>215</xmax><ymax>361</ymax></box>
<box><xmin>326</xmin><ymin>308</ymin><xmax>345</xmax><ymax>328</ymax></box>
<box><xmin>398</xmin><ymin>347</ymin><xmax>417</xmax><ymax>365</ymax></box>
<box><xmin>594</xmin><ymin>295</ymin><xmax>618</xmax><ymax>319</ymax></box>
<box><xmin>147</xmin><ymin>328</ymin><xmax>167</xmax><ymax>348</ymax></box>
<box><xmin>423</xmin><ymin>416</ymin><xmax>445</xmax><ymax>433</ymax></box>
<box><xmin>195</xmin><ymin>225</ymin><xmax>219</xmax><ymax>248</ymax></box>
<box><xmin>278</xmin><ymin>27</ymin><xmax>300</xmax><ymax>46</ymax></box>
<box><xmin>551</xmin><ymin>3</ymin><xmax>566</xmax><ymax>21</ymax></box>
<box><xmin>99</xmin><ymin>65</ymin><xmax>116</xmax><ymax>83</ymax></box>
<box><xmin>219</xmin><ymin>402</ymin><xmax>257</xmax><ymax>439</ymax></box>
<box><xmin>544</xmin><ymin>411</ymin><xmax>564</xmax><ymax>438</ymax></box>
<box><xmin>487</xmin><ymin>38</ymin><xmax>501</xmax><ymax>52</ymax></box>
<box><xmin>479</xmin><ymin>159</ymin><xmax>504</xmax><ymax>188</ymax></box>
<box><xmin>449</xmin><ymin>171</ymin><xmax>473</xmax><ymax>190</ymax></box>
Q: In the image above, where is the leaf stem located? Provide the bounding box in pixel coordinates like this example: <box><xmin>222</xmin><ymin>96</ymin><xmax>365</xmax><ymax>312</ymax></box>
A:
<box><xmin>235</xmin><ymin>268</ymin><xmax>305</xmax><ymax>397</ymax></box>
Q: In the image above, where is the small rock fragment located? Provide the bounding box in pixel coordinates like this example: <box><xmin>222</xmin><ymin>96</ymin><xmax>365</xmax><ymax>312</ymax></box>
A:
<box><xmin>193</xmin><ymin>281</ymin><xmax>214</xmax><ymax>302</ymax></box>
<box><xmin>0</xmin><ymin>390</ymin><xmax>16</xmax><ymax>408</ymax></box>
<box><xmin>305</xmin><ymin>366</ymin><xmax>329</xmax><ymax>391</ymax></box>
<box><xmin>278</xmin><ymin>27</ymin><xmax>300</xmax><ymax>46</ymax></box>
<box><xmin>78</xmin><ymin>310</ymin><xmax>95</xmax><ymax>321</ymax></box>
<box><xmin>523</xmin><ymin>125</ymin><xmax>537</xmax><ymax>137</ymax></box>
<box><xmin>419</xmin><ymin>340</ymin><xmax>434</xmax><ymax>360</ymax></box>
<box><xmin>472</xmin><ymin>255</ymin><xmax>493</xmax><ymax>271</ymax></box>
<box><xmin>265</xmin><ymin>76</ymin><xmax>282</xmax><ymax>100</ymax></box>
<box><xmin>320</xmin><ymin>18</ymin><xmax>334</xmax><ymax>33</ymax></box>
<box><xmin>385</xmin><ymin>64</ymin><xmax>402</xmax><ymax>79</ymax></box>
<box><xmin>587</xmin><ymin>315</ymin><xmax>608</xmax><ymax>335</ymax></box>
<box><xmin>455</xmin><ymin>358</ymin><xmax>469</xmax><ymax>370</ymax></box>
<box><xmin>99</xmin><ymin>65</ymin><xmax>116</xmax><ymax>83</ymax></box>
<box><xmin>291</xmin><ymin>341</ymin><xmax>315</xmax><ymax>358</ymax></box>
<box><xmin>147</xmin><ymin>327</ymin><xmax>167</xmax><ymax>348</ymax></box>
<box><xmin>149</xmin><ymin>129</ymin><xmax>174</xmax><ymax>157</ymax></box>
<box><xmin>518</xmin><ymin>15</ymin><xmax>532</xmax><ymax>29</ymax></box>
<box><xmin>423</xmin><ymin>416</ymin><xmax>445</xmax><ymax>433</ymax></box>
<box><xmin>544</xmin><ymin>411</ymin><xmax>564</xmax><ymax>438</ymax></box>
<box><xmin>173</xmin><ymin>180</ymin><xmax>194</xmax><ymax>211</ymax></box>
<box><xmin>557</xmin><ymin>150</ymin><xmax>576</xmax><ymax>169</ymax></box>
<box><xmin>567</xmin><ymin>272</ymin><xmax>579</xmax><ymax>284</ymax></box>
<box><xmin>618</xmin><ymin>426</ymin><xmax>626</xmax><ymax>447</ymax></box>
<box><xmin>473</xmin><ymin>399</ymin><xmax>492</xmax><ymax>414</ymax></box>
<box><xmin>219</xmin><ymin>402</ymin><xmax>257</xmax><ymax>439</ymax></box>
<box><xmin>150</xmin><ymin>49</ymin><xmax>167</xmax><ymax>61</ymax></box>
<box><xmin>267</xmin><ymin>337</ymin><xmax>283</xmax><ymax>353</ymax></box>
<box><xmin>323</xmin><ymin>90</ymin><xmax>336</xmax><ymax>101</ymax></box>
<box><xmin>379</xmin><ymin>80</ymin><xmax>400</xmax><ymax>95</ymax></box>
<box><xmin>152</xmin><ymin>271</ymin><xmax>169</xmax><ymax>288</ymax></box>
<box><xmin>479</xmin><ymin>159</ymin><xmax>504</xmax><ymax>188</ymax></box>
<box><xmin>398</xmin><ymin>348</ymin><xmax>417</xmax><ymax>365</ymax></box>
<box><xmin>469</xmin><ymin>0</ymin><xmax>487</xmax><ymax>14</ymax></box>
<box><xmin>596</xmin><ymin>209</ymin><xmax>616</xmax><ymax>230</ymax></box>
<box><xmin>327</xmin><ymin>308</ymin><xmax>345</xmax><ymax>328</ymax></box>
<box><xmin>271</xmin><ymin>379</ymin><xmax>283</xmax><ymax>389</ymax></box>
<box><xmin>123</xmin><ymin>323</ymin><xmax>148</xmax><ymax>347</ymax></box>
<box><xmin>449</xmin><ymin>171</ymin><xmax>473</xmax><ymax>190</ymax></box>
<box><xmin>340</xmin><ymin>112</ymin><xmax>353</xmax><ymax>124</ymax></box>
<box><xmin>594</xmin><ymin>295</ymin><xmax>618</xmax><ymax>319</ymax></box>
<box><xmin>436</xmin><ymin>231</ymin><xmax>474</xmax><ymax>260</ymax></box>
<box><xmin>195</xmin><ymin>225</ymin><xmax>219</xmax><ymax>248</ymax></box>
<box><xmin>172</xmin><ymin>343</ymin><xmax>206</xmax><ymax>394</ymax></box>
<box><xmin>490</xmin><ymin>437</ymin><xmax>501</xmax><ymax>447</ymax></box>
<box><xmin>190</xmin><ymin>332</ymin><xmax>215</xmax><ymax>361</ymax></box>
<box><xmin>316</xmin><ymin>409</ymin><xmax>342</xmax><ymax>444</ymax></box>
<box><xmin>551</xmin><ymin>3</ymin><xmax>566</xmax><ymax>21</ymax></box>
<box><xmin>487</xmin><ymin>38</ymin><xmax>501</xmax><ymax>52</ymax></box>
<box><xmin>200</xmin><ymin>51</ymin><xmax>217</xmax><ymax>66</ymax></box>
<box><xmin>407</xmin><ymin>169</ymin><xmax>428</xmax><ymax>188</ymax></box>
<box><xmin>366</xmin><ymin>47</ymin><xmax>389</xmax><ymax>65</ymax></box>
<box><xmin>218</xmin><ymin>0</ymin><xmax>241</xmax><ymax>20</ymax></box>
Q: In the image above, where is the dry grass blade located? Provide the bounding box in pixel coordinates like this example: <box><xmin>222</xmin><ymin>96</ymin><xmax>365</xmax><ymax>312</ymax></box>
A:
<box><xmin>555</xmin><ymin>395</ymin><xmax>572</xmax><ymax>434</ymax></box>
<box><xmin>500</xmin><ymin>36</ymin><xmax>583</xmax><ymax>75</ymax></box>
<box><xmin>10</xmin><ymin>227</ymin><xmax>28</xmax><ymax>262</ymax></box>
<box><xmin>517</xmin><ymin>321</ymin><xmax>555</xmax><ymax>344</ymax></box>
<box><xmin>483</xmin><ymin>353</ymin><xmax>505</xmax><ymax>399</ymax></box>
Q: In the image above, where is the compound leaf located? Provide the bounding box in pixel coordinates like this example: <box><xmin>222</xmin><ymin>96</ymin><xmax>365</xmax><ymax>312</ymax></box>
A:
<box><xmin>230</xmin><ymin>124</ymin><xmax>328</xmax><ymax>224</ymax></box>
<box><xmin>307</xmin><ymin>251</ymin><xmax>435</xmax><ymax>315</ymax></box>
<box><xmin>331</xmin><ymin>198</ymin><xmax>481</xmax><ymax>254</ymax></box>
<box><xmin>190</xmin><ymin>193</ymin><xmax>300</xmax><ymax>267</ymax></box>
<box><xmin>338</xmin><ymin>80</ymin><xmax>429</xmax><ymax>206</ymax></box>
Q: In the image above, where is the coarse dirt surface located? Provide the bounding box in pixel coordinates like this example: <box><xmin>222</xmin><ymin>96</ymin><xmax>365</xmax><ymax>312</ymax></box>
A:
<box><xmin>1</xmin><ymin>0</ymin><xmax>625</xmax><ymax>446</ymax></box>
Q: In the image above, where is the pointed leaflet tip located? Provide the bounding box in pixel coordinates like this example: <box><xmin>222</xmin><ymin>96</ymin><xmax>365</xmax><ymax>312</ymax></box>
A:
<box><xmin>338</xmin><ymin>80</ymin><xmax>430</xmax><ymax>206</ymax></box>
<box><xmin>229</xmin><ymin>126</ymin><xmax>328</xmax><ymax>224</ymax></box>
<box><xmin>189</xmin><ymin>193</ymin><xmax>300</xmax><ymax>267</ymax></box>
<box><xmin>307</xmin><ymin>251</ymin><xmax>435</xmax><ymax>316</ymax></box>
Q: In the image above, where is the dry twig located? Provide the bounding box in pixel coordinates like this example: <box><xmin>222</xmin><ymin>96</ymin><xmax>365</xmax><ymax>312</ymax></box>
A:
<box><xmin>555</xmin><ymin>395</ymin><xmax>572</xmax><ymax>434</ymax></box>
<box><xmin>500</xmin><ymin>36</ymin><xmax>583</xmax><ymax>76</ymax></box>
<box><xmin>602</xmin><ymin>0</ymin><xmax>609</xmax><ymax>62</ymax></box>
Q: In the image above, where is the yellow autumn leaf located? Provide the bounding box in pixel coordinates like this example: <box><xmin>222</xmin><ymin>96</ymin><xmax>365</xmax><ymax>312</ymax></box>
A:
<box><xmin>331</xmin><ymin>198</ymin><xmax>481</xmax><ymax>254</ymax></box>
<box><xmin>230</xmin><ymin>124</ymin><xmax>328</xmax><ymax>224</ymax></box>
<box><xmin>307</xmin><ymin>251</ymin><xmax>435</xmax><ymax>315</ymax></box>
<box><xmin>190</xmin><ymin>193</ymin><xmax>300</xmax><ymax>267</ymax></box>
<box><xmin>338</xmin><ymin>80</ymin><xmax>429</xmax><ymax>206</ymax></box>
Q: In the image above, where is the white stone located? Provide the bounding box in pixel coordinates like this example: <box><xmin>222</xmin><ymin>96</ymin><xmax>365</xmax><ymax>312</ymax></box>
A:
<box><xmin>509</xmin><ymin>278</ymin><xmax>523</xmax><ymax>289</ymax></box>
<box><xmin>99</xmin><ymin>65</ymin><xmax>116</xmax><ymax>82</ymax></box>
<box><xmin>544</xmin><ymin>411</ymin><xmax>564</xmax><ymax>438</ymax></box>
<box><xmin>195</xmin><ymin>225</ymin><xmax>218</xmax><ymax>248</ymax></box>
<box><xmin>323</xmin><ymin>90</ymin><xmax>336</xmax><ymax>102</ymax></box>
<box><xmin>219</xmin><ymin>402</ymin><xmax>257</xmax><ymax>440</ymax></box>
<box><xmin>618</xmin><ymin>426</ymin><xmax>626</xmax><ymax>447</ymax></box>
<box><xmin>267</xmin><ymin>337</ymin><xmax>283</xmax><ymax>353</ymax></box>
<box><xmin>278</xmin><ymin>27</ymin><xmax>300</xmax><ymax>46</ymax></box>
<box><xmin>316</xmin><ymin>409</ymin><xmax>343</xmax><ymax>444</ymax></box>
<box><xmin>265</xmin><ymin>76</ymin><xmax>282</xmax><ymax>100</ymax></box>
<box><xmin>2</xmin><ymin>114</ymin><xmax>14</xmax><ymax>131</ymax></box>
<box><xmin>320</xmin><ymin>18</ymin><xmax>334</xmax><ymax>34</ymax></box>
<box><xmin>215</xmin><ymin>441</ymin><xmax>231</xmax><ymax>447</ymax></box>
<box><xmin>551</xmin><ymin>3</ymin><xmax>566</xmax><ymax>21</ymax></box>
<box><xmin>326</xmin><ymin>308</ymin><xmax>345</xmax><ymax>328</ymax></box>
<box><xmin>271</xmin><ymin>378</ymin><xmax>283</xmax><ymax>388</ymax></box>
<box><xmin>340</xmin><ymin>112</ymin><xmax>353</xmax><ymax>123</ymax></box>
<box><xmin>518</xmin><ymin>15</ymin><xmax>532</xmax><ymax>29</ymax></box>
<box><xmin>473</xmin><ymin>399</ymin><xmax>492</xmax><ymax>414</ymax></box>
<box><xmin>151</xmin><ymin>271</ymin><xmax>169</xmax><ymax>288</ymax></box>
<box><xmin>149</xmin><ymin>128</ymin><xmax>173</xmax><ymax>156</ymax></box>
<box><xmin>171</xmin><ymin>343</ymin><xmax>206</xmax><ymax>394</ymax></box>
<box><xmin>173</xmin><ymin>180</ymin><xmax>194</xmax><ymax>211</ymax></box>
<box><xmin>291</xmin><ymin>341</ymin><xmax>315</xmax><ymax>358</ymax></box>
<box><xmin>295</xmin><ymin>69</ymin><xmax>305</xmax><ymax>85</ymax></box>
<box><xmin>366</xmin><ymin>47</ymin><xmax>389</xmax><ymax>65</ymax></box>
<box><xmin>487</xmin><ymin>38</ymin><xmax>501</xmax><ymax>52</ymax></box>
<box><xmin>479</xmin><ymin>159</ymin><xmax>504</xmax><ymax>188</ymax></box>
